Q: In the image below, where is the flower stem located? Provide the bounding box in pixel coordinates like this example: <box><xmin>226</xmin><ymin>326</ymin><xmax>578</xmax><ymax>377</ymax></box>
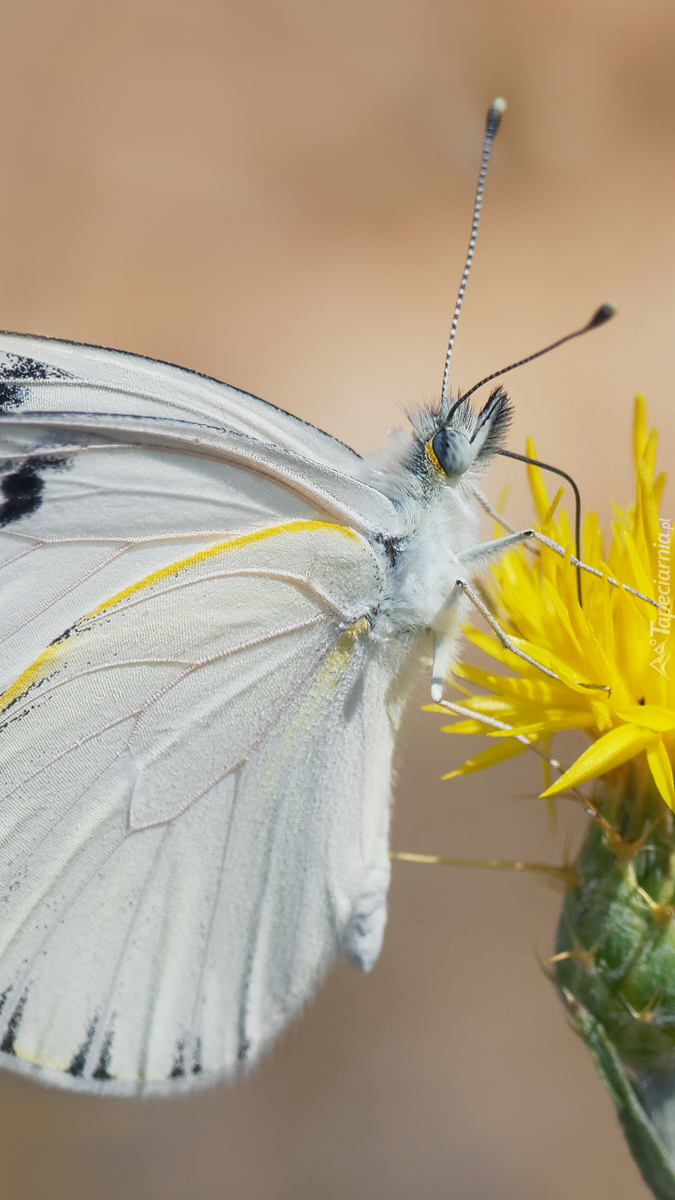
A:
<box><xmin>390</xmin><ymin>851</ymin><xmax>577</xmax><ymax>888</ymax></box>
<box><xmin>563</xmin><ymin>993</ymin><xmax>675</xmax><ymax>1200</ymax></box>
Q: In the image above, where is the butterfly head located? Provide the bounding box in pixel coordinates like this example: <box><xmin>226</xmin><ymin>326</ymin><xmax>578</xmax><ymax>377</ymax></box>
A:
<box><xmin>415</xmin><ymin>386</ymin><xmax>512</xmax><ymax>486</ymax></box>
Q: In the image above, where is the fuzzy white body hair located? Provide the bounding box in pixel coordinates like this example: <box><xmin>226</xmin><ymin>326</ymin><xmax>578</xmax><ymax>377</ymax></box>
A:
<box><xmin>359</xmin><ymin>411</ymin><xmax>489</xmax><ymax>640</ymax></box>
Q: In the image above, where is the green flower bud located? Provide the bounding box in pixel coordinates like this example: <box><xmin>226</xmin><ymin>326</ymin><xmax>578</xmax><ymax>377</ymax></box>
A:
<box><xmin>556</xmin><ymin>770</ymin><xmax>675</xmax><ymax>1071</ymax></box>
<box><xmin>554</xmin><ymin>766</ymin><xmax>675</xmax><ymax>1198</ymax></box>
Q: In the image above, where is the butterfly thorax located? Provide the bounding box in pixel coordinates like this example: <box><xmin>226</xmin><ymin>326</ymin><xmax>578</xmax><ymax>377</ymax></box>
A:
<box><xmin>361</xmin><ymin>391</ymin><xmax>511</xmax><ymax>635</ymax></box>
<box><xmin>372</xmin><ymin>479</ymin><xmax>479</xmax><ymax>635</ymax></box>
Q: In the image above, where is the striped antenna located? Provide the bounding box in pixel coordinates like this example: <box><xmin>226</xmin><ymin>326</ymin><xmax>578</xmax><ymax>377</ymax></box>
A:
<box><xmin>440</xmin><ymin>97</ymin><xmax>506</xmax><ymax>403</ymax></box>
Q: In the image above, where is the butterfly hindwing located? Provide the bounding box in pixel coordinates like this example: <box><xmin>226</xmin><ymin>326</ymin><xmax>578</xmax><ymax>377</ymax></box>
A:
<box><xmin>0</xmin><ymin>520</ymin><xmax>409</xmax><ymax>1092</ymax></box>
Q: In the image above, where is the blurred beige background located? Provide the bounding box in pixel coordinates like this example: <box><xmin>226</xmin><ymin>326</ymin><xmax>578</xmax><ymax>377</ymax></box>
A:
<box><xmin>0</xmin><ymin>1</ymin><xmax>673</xmax><ymax>1197</ymax></box>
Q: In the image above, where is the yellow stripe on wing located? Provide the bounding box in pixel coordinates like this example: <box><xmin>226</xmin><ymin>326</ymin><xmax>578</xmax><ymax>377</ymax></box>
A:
<box><xmin>0</xmin><ymin>642</ymin><xmax>62</xmax><ymax>716</ymax></box>
<box><xmin>86</xmin><ymin>519</ymin><xmax>359</xmax><ymax>616</ymax></box>
<box><xmin>0</xmin><ymin>520</ymin><xmax>357</xmax><ymax>714</ymax></box>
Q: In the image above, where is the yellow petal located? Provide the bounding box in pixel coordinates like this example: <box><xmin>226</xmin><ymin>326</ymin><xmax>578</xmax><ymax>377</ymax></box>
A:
<box><xmin>542</xmin><ymin>486</ymin><xmax>564</xmax><ymax>529</ymax></box>
<box><xmin>525</xmin><ymin>437</ymin><xmax>550</xmax><ymax>522</ymax></box>
<box><xmin>440</xmin><ymin>720</ymin><xmax>490</xmax><ymax>735</ymax></box>
<box><xmin>633</xmin><ymin>393</ymin><xmax>648</xmax><ymax>472</ymax></box>
<box><xmin>590</xmin><ymin>699</ymin><xmax>613</xmax><ymax>732</ymax></box>
<box><xmin>467</xmin><ymin>625</ymin><xmax>606</xmax><ymax>694</ymax></box>
<box><xmin>646</xmin><ymin>738</ymin><xmax>675</xmax><ymax>811</ymax></box>
<box><xmin>541</xmin><ymin>723</ymin><xmax>655</xmax><ymax>797</ymax></box>
<box><xmin>490</xmin><ymin>713</ymin><xmax>593</xmax><ymax>738</ymax></box>
<box><xmin>442</xmin><ymin>738</ymin><xmax>528</xmax><ymax>780</ymax></box>
<box><xmin>641</xmin><ymin>429</ymin><xmax>659</xmax><ymax>491</ymax></box>
<box><xmin>615</xmin><ymin>705</ymin><xmax>675</xmax><ymax>732</ymax></box>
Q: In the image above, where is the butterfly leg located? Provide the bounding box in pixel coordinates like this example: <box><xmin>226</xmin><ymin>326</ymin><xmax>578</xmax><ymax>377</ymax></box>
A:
<box><xmin>429</xmin><ymin>573</ymin><xmax>562</xmax><ymax>702</ymax></box>
<box><xmin>458</xmin><ymin>525</ymin><xmax>656</xmax><ymax>607</ymax></box>
<box><xmin>429</xmin><ymin>580</ymin><xmax>469</xmax><ymax>701</ymax></box>
<box><xmin>430</xmin><ymin>697</ymin><xmax>605</xmax><ymax>821</ymax></box>
<box><xmin>472</xmin><ymin>486</ymin><xmax>529</xmax><ymax>540</ymax></box>
<box><xmin>428</xmin><ymin>531</ymin><xmax>542</xmax><ymax>702</ymax></box>
<box><xmin>454</xmin><ymin>528</ymin><xmax>536</xmax><ymax>570</ymax></box>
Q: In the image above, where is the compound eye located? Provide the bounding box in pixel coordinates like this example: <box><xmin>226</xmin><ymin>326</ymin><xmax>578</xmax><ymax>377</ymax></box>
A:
<box><xmin>430</xmin><ymin>428</ymin><xmax>473</xmax><ymax>478</ymax></box>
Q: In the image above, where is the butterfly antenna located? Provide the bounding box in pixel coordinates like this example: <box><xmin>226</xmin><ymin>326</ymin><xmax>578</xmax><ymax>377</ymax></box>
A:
<box><xmin>487</xmin><ymin>304</ymin><xmax>616</xmax><ymax>607</ymax></box>
<box><xmin>498</xmin><ymin>447</ymin><xmax>585</xmax><ymax>604</ymax></box>
<box><xmin>440</xmin><ymin>96</ymin><xmax>507</xmax><ymax>404</ymax></box>
<box><xmin>461</xmin><ymin>303</ymin><xmax>617</xmax><ymax>404</ymax></box>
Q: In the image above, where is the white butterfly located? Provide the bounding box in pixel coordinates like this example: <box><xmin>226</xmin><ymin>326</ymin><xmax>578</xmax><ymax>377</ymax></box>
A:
<box><xmin>0</xmin><ymin>100</ymin><xmax>608</xmax><ymax>1094</ymax></box>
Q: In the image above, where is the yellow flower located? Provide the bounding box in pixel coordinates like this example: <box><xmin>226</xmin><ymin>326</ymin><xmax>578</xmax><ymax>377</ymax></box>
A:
<box><xmin>439</xmin><ymin>396</ymin><xmax>675</xmax><ymax>809</ymax></box>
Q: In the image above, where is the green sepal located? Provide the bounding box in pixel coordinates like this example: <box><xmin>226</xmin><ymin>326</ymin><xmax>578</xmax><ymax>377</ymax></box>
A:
<box><xmin>566</xmin><ymin>996</ymin><xmax>675</xmax><ymax>1200</ymax></box>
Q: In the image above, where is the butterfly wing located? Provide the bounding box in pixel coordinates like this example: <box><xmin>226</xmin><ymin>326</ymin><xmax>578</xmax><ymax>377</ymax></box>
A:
<box><xmin>0</xmin><ymin>519</ymin><xmax>409</xmax><ymax>1093</ymax></box>
<box><xmin>0</xmin><ymin>337</ymin><xmax>415</xmax><ymax>1092</ymax></box>
<box><xmin>0</xmin><ymin>337</ymin><xmax>405</xmax><ymax>691</ymax></box>
<box><xmin>0</xmin><ymin>330</ymin><xmax>363</xmax><ymax>470</ymax></box>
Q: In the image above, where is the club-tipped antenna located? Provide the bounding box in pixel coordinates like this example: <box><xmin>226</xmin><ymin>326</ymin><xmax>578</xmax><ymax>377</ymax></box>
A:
<box><xmin>497</xmin><ymin>447</ymin><xmax>584</xmax><ymax>605</ymax></box>
<box><xmin>461</xmin><ymin>303</ymin><xmax>616</xmax><ymax>405</ymax></box>
<box><xmin>441</xmin><ymin>97</ymin><xmax>507</xmax><ymax>403</ymax></box>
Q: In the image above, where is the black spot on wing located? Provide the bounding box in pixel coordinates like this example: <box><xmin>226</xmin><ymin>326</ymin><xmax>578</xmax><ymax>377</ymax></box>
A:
<box><xmin>92</xmin><ymin>1030</ymin><xmax>115</xmax><ymax>1081</ymax></box>
<box><xmin>0</xmin><ymin>453</ymin><xmax>71</xmax><ymax>526</ymax></box>
<box><xmin>67</xmin><ymin>1019</ymin><xmax>98</xmax><ymax>1078</ymax></box>
<box><xmin>192</xmin><ymin>1037</ymin><xmax>203</xmax><ymax>1075</ymax></box>
<box><xmin>0</xmin><ymin>991</ymin><xmax>27</xmax><ymax>1054</ymax></box>
<box><xmin>0</xmin><ymin>462</ymin><xmax>43</xmax><ymax>523</ymax></box>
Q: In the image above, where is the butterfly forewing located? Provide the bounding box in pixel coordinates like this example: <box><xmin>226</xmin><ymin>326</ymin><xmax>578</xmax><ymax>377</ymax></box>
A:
<box><xmin>0</xmin><ymin>417</ymin><xmax>326</xmax><ymax>692</ymax></box>
<box><xmin>0</xmin><ymin>340</ymin><xmax>405</xmax><ymax>692</ymax></box>
<box><xmin>0</xmin><ymin>332</ymin><xmax>363</xmax><ymax>471</ymax></box>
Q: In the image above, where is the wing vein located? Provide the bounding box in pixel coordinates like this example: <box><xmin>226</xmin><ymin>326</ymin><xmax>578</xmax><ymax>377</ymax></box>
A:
<box><xmin>0</xmin><ymin>544</ymin><xmax>133</xmax><ymax>648</ymax></box>
<box><xmin>183</xmin><ymin>765</ymin><xmax>243</xmax><ymax>1073</ymax></box>
<box><xmin>0</xmin><ymin>741</ymin><xmax>132</xmax><ymax>894</ymax></box>
<box><xmin>132</xmin><ymin>632</ymin><xmax>336</xmax><ymax>831</ymax></box>
<box><xmin>83</xmin><ymin>826</ymin><xmax>173</xmax><ymax>1082</ymax></box>
<box><xmin>0</xmin><ymin>831</ymin><xmax>129</xmax><ymax>1049</ymax></box>
<box><xmin>1</xmin><ymin>612</ymin><xmax>327</xmax><ymax>727</ymax></box>
<box><xmin>0</xmin><ymin>711</ymin><xmax>142</xmax><ymax>807</ymax></box>
<box><xmin>102</xmin><ymin>571</ymin><xmax>347</xmax><ymax>621</ymax></box>
<box><xmin>182</xmin><ymin>635</ymin><xmax>343</xmax><ymax>1063</ymax></box>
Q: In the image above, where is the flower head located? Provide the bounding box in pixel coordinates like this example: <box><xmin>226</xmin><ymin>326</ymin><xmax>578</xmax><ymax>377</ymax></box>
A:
<box><xmin>440</xmin><ymin>395</ymin><xmax>675</xmax><ymax>809</ymax></box>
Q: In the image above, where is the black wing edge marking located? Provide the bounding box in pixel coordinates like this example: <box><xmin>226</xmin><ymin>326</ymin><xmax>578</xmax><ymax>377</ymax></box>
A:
<box><xmin>91</xmin><ymin>1029</ymin><xmax>115</xmax><ymax>1081</ymax></box>
<box><xmin>67</xmin><ymin>1018</ymin><xmax>118</xmax><ymax>1083</ymax></box>
<box><xmin>169</xmin><ymin>1038</ymin><xmax>186</xmax><ymax>1079</ymax></box>
<box><xmin>168</xmin><ymin>1035</ymin><xmax>203</xmax><ymax>1079</ymax></box>
<box><xmin>0</xmin><ymin>353</ymin><xmax>74</xmax><ymax>413</ymax></box>
<box><xmin>67</xmin><ymin>1018</ymin><xmax>98</xmax><ymax>1078</ymax></box>
<box><xmin>0</xmin><ymin>331</ymin><xmax>362</xmax><ymax>460</ymax></box>
<box><xmin>0</xmin><ymin>990</ymin><xmax>28</xmax><ymax>1054</ymax></box>
<box><xmin>0</xmin><ymin>992</ymin><xmax>117</xmax><ymax>1079</ymax></box>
